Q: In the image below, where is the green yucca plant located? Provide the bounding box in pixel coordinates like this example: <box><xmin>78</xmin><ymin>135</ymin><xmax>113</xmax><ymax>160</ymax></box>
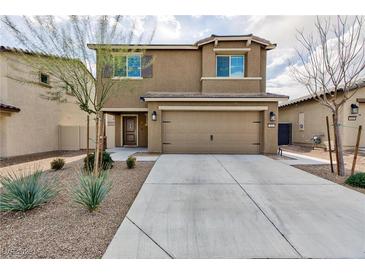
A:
<box><xmin>73</xmin><ymin>171</ymin><xmax>112</xmax><ymax>212</ymax></box>
<box><xmin>0</xmin><ymin>170</ymin><xmax>58</xmax><ymax>212</ymax></box>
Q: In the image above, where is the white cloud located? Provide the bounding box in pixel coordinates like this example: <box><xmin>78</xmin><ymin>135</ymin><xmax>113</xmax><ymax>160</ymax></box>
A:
<box><xmin>267</xmin><ymin>66</ymin><xmax>307</xmax><ymax>99</ymax></box>
<box><xmin>154</xmin><ymin>15</ymin><xmax>182</xmax><ymax>41</ymax></box>
<box><xmin>245</xmin><ymin>16</ymin><xmax>267</xmax><ymax>31</ymax></box>
<box><xmin>267</xmin><ymin>48</ymin><xmax>295</xmax><ymax>70</ymax></box>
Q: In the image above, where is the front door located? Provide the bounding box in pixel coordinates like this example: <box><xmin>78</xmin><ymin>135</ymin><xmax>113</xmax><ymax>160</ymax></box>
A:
<box><xmin>123</xmin><ymin>117</ymin><xmax>137</xmax><ymax>146</ymax></box>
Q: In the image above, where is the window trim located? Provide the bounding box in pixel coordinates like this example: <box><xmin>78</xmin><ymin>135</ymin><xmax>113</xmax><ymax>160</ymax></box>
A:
<box><xmin>216</xmin><ymin>55</ymin><xmax>245</xmax><ymax>78</ymax></box>
<box><xmin>39</xmin><ymin>72</ymin><xmax>50</xmax><ymax>86</ymax></box>
<box><xmin>112</xmin><ymin>54</ymin><xmax>142</xmax><ymax>79</ymax></box>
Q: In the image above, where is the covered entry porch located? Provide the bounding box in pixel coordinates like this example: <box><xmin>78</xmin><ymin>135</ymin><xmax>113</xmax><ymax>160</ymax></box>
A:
<box><xmin>103</xmin><ymin>108</ymin><xmax>148</xmax><ymax>148</ymax></box>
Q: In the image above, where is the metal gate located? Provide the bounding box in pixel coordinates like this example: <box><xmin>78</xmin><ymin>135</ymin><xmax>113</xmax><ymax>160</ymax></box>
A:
<box><xmin>278</xmin><ymin>123</ymin><xmax>292</xmax><ymax>145</ymax></box>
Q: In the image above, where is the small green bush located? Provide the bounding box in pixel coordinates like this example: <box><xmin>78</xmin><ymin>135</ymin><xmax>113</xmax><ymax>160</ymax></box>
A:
<box><xmin>50</xmin><ymin>158</ymin><xmax>65</xmax><ymax>170</ymax></box>
<box><xmin>73</xmin><ymin>171</ymin><xmax>112</xmax><ymax>212</ymax></box>
<box><xmin>126</xmin><ymin>156</ymin><xmax>136</xmax><ymax>169</ymax></box>
<box><xmin>83</xmin><ymin>152</ymin><xmax>113</xmax><ymax>172</ymax></box>
<box><xmin>0</xmin><ymin>170</ymin><xmax>58</xmax><ymax>212</ymax></box>
<box><xmin>345</xmin><ymin>172</ymin><xmax>365</xmax><ymax>188</ymax></box>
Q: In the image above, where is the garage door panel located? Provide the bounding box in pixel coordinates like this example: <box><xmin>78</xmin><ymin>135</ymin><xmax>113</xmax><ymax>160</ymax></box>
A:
<box><xmin>162</xmin><ymin>111</ymin><xmax>261</xmax><ymax>154</ymax></box>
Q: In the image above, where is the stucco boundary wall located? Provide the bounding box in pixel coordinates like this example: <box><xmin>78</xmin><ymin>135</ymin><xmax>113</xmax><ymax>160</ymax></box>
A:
<box><xmin>59</xmin><ymin>125</ymin><xmax>115</xmax><ymax>150</ymax></box>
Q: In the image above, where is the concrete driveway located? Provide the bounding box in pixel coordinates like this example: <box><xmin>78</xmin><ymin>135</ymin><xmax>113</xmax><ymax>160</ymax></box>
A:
<box><xmin>104</xmin><ymin>155</ymin><xmax>365</xmax><ymax>259</ymax></box>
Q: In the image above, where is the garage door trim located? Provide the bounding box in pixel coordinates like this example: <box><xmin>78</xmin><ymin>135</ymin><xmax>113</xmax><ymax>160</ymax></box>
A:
<box><xmin>159</xmin><ymin>106</ymin><xmax>268</xmax><ymax>111</ymax></box>
<box><xmin>162</xmin><ymin>110</ymin><xmax>262</xmax><ymax>154</ymax></box>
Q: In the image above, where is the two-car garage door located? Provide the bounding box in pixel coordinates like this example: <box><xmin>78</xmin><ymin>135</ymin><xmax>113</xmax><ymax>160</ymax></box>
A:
<box><xmin>162</xmin><ymin>111</ymin><xmax>261</xmax><ymax>154</ymax></box>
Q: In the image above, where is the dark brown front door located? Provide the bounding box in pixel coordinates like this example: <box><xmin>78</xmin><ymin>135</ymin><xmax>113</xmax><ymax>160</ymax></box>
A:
<box><xmin>123</xmin><ymin>117</ymin><xmax>137</xmax><ymax>146</ymax></box>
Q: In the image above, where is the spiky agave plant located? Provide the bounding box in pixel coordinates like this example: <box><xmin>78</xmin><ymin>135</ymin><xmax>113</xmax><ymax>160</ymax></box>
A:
<box><xmin>0</xmin><ymin>170</ymin><xmax>58</xmax><ymax>212</ymax></box>
<box><xmin>73</xmin><ymin>171</ymin><xmax>112</xmax><ymax>212</ymax></box>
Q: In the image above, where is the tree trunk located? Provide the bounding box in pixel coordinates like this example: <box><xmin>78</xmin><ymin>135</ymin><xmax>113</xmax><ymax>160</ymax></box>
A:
<box><xmin>86</xmin><ymin>115</ymin><xmax>90</xmax><ymax>172</ymax></box>
<box><xmin>97</xmin><ymin>112</ymin><xmax>106</xmax><ymax>171</ymax></box>
<box><xmin>100</xmin><ymin>112</ymin><xmax>105</xmax><ymax>154</ymax></box>
<box><xmin>94</xmin><ymin>112</ymin><xmax>101</xmax><ymax>176</ymax></box>
<box><xmin>333</xmin><ymin>111</ymin><xmax>346</xmax><ymax>176</ymax></box>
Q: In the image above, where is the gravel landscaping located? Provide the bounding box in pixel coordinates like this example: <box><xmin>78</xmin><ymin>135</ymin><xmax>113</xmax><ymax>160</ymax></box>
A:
<box><xmin>294</xmin><ymin>164</ymin><xmax>365</xmax><ymax>195</ymax></box>
<box><xmin>0</xmin><ymin>159</ymin><xmax>154</xmax><ymax>259</ymax></box>
<box><xmin>0</xmin><ymin>150</ymin><xmax>89</xmax><ymax>168</ymax></box>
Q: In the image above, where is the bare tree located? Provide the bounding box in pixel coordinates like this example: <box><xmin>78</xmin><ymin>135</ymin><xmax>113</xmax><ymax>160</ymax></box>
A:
<box><xmin>1</xmin><ymin>15</ymin><xmax>155</xmax><ymax>175</ymax></box>
<box><xmin>290</xmin><ymin>16</ymin><xmax>365</xmax><ymax>176</ymax></box>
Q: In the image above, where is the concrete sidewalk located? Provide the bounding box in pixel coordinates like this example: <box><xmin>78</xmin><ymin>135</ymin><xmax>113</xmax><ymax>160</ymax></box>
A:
<box><xmin>104</xmin><ymin>154</ymin><xmax>365</xmax><ymax>259</ymax></box>
<box><xmin>279</xmin><ymin>151</ymin><xmax>330</xmax><ymax>165</ymax></box>
<box><xmin>106</xmin><ymin>147</ymin><xmax>159</xmax><ymax>162</ymax></box>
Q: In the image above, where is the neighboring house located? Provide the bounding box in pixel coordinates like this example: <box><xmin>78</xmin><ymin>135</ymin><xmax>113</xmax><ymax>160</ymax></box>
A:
<box><xmin>279</xmin><ymin>80</ymin><xmax>365</xmax><ymax>150</ymax></box>
<box><xmin>89</xmin><ymin>34</ymin><xmax>288</xmax><ymax>154</ymax></box>
<box><xmin>0</xmin><ymin>46</ymin><xmax>90</xmax><ymax>158</ymax></box>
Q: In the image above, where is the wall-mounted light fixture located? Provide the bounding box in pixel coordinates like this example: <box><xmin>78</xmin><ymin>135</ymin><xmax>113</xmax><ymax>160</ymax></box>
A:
<box><xmin>351</xmin><ymin>103</ymin><xmax>359</xmax><ymax>114</ymax></box>
<box><xmin>269</xmin><ymin>111</ymin><xmax>276</xmax><ymax>122</ymax></box>
<box><xmin>151</xmin><ymin>111</ymin><xmax>157</xmax><ymax>121</ymax></box>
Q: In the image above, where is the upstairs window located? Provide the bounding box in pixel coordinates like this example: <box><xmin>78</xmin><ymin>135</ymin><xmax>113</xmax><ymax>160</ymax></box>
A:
<box><xmin>114</xmin><ymin>55</ymin><xmax>141</xmax><ymax>78</ymax></box>
<box><xmin>216</xmin><ymin>55</ymin><xmax>245</xmax><ymax>77</ymax></box>
<box><xmin>40</xmin><ymin>72</ymin><xmax>50</xmax><ymax>85</ymax></box>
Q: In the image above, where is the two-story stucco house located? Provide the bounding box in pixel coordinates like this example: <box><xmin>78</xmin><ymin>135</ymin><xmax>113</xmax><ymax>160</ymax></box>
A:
<box><xmin>89</xmin><ymin>34</ymin><xmax>288</xmax><ymax>154</ymax></box>
<box><xmin>0</xmin><ymin>46</ymin><xmax>90</xmax><ymax>158</ymax></box>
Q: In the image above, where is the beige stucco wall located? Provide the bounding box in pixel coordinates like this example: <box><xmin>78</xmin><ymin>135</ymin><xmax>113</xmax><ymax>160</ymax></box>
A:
<box><xmin>100</xmin><ymin>49</ymin><xmax>202</xmax><ymax>109</ymax></box>
<box><xmin>0</xmin><ymin>115</ymin><xmax>6</xmax><ymax>157</ymax></box>
<box><xmin>98</xmin><ymin>41</ymin><xmax>269</xmax><ymax>109</ymax></box>
<box><xmin>279</xmin><ymin>100</ymin><xmax>334</xmax><ymax>148</ymax></box>
<box><xmin>201</xmin><ymin>79</ymin><xmax>262</xmax><ymax>94</ymax></box>
<box><xmin>201</xmin><ymin>41</ymin><xmax>265</xmax><ymax>94</ymax></box>
<box><xmin>201</xmin><ymin>41</ymin><xmax>263</xmax><ymax>78</ymax></box>
<box><xmin>147</xmin><ymin>101</ymin><xmax>278</xmax><ymax>154</ymax></box>
<box><xmin>0</xmin><ymin>53</ymin><xmax>89</xmax><ymax>158</ymax></box>
<box><xmin>279</xmin><ymin>87</ymin><xmax>365</xmax><ymax>148</ymax></box>
<box><xmin>59</xmin><ymin>124</ymin><xmax>115</xmax><ymax>150</ymax></box>
<box><xmin>342</xmin><ymin>88</ymin><xmax>365</xmax><ymax>148</ymax></box>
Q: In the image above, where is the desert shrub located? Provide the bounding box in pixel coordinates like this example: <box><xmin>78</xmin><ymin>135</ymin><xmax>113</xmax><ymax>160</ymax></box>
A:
<box><xmin>345</xmin><ymin>172</ymin><xmax>365</xmax><ymax>188</ymax></box>
<box><xmin>126</xmin><ymin>156</ymin><xmax>136</xmax><ymax>169</ymax></box>
<box><xmin>50</xmin><ymin>158</ymin><xmax>65</xmax><ymax>170</ymax></box>
<box><xmin>73</xmin><ymin>171</ymin><xmax>112</xmax><ymax>212</ymax></box>
<box><xmin>83</xmin><ymin>152</ymin><xmax>113</xmax><ymax>172</ymax></box>
<box><xmin>0</xmin><ymin>170</ymin><xmax>57</xmax><ymax>212</ymax></box>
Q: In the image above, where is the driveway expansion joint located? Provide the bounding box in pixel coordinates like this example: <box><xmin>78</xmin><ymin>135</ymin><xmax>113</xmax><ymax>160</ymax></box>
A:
<box><xmin>212</xmin><ymin>155</ymin><xmax>304</xmax><ymax>259</ymax></box>
<box><xmin>126</xmin><ymin>216</ymin><xmax>175</xmax><ymax>259</ymax></box>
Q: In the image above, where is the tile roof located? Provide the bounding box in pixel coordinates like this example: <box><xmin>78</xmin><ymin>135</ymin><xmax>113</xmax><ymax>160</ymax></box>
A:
<box><xmin>88</xmin><ymin>34</ymin><xmax>276</xmax><ymax>50</ymax></box>
<box><xmin>279</xmin><ymin>79</ymin><xmax>365</xmax><ymax>108</ymax></box>
<box><xmin>194</xmin><ymin>34</ymin><xmax>273</xmax><ymax>47</ymax></box>
<box><xmin>0</xmin><ymin>45</ymin><xmax>64</xmax><ymax>59</ymax></box>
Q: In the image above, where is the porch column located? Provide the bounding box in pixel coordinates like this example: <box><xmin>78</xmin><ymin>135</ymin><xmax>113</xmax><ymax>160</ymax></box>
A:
<box><xmin>115</xmin><ymin>114</ymin><xmax>121</xmax><ymax>147</ymax></box>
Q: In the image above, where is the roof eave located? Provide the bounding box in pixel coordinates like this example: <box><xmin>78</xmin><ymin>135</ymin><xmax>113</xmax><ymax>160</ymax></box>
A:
<box><xmin>140</xmin><ymin>95</ymin><xmax>288</xmax><ymax>102</ymax></box>
<box><xmin>87</xmin><ymin>44</ymin><xmax>199</xmax><ymax>50</ymax></box>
